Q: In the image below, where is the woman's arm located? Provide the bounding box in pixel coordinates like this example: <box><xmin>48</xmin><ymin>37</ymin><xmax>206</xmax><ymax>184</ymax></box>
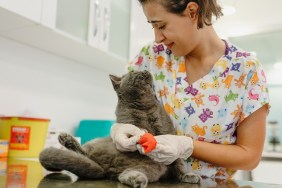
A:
<box><xmin>192</xmin><ymin>104</ymin><xmax>268</xmax><ymax>170</ymax></box>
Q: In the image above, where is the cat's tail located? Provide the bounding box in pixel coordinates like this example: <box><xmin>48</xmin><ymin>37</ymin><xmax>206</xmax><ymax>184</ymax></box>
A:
<box><xmin>39</xmin><ymin>147</ymin><xmax>105</xmax><ymax>179</ymax></box>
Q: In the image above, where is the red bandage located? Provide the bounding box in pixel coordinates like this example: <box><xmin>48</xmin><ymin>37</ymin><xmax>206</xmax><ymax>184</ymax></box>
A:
<box><xmin>138</xmin><ymin>133</ymin><xmax>157</xmax><ymax>153</ymax></box>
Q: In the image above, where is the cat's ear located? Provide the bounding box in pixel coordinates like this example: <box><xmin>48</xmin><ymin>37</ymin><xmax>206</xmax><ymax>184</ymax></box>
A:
<box><xmin>109</xmin><ymin>74</ymin><xmax>121</xmax><ymax>90</ymax></box>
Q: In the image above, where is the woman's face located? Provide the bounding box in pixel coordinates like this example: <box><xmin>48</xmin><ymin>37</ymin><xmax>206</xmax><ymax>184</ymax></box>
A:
<box><xmin>142</xmin><ymin>1</ymin><xmax>200</xmax><ymax>57</ymax></box>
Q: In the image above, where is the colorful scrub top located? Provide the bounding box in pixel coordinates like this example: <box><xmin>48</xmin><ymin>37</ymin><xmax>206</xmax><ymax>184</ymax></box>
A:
<box><xmin>127</xmin><ymin>40</ymin><xmax>270</xmax><ymax>179</ymax></box>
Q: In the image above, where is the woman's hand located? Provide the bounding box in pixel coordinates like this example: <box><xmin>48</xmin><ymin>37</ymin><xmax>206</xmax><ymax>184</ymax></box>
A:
<box><xmin>137</xmin><ymin>135</ymin><xmax>194</xmax><ymax>165</ymax></box>
<box><xmin>110</xmin><ymin>123</ymin><xmax>146</xmax><ymax>152</ymax></box>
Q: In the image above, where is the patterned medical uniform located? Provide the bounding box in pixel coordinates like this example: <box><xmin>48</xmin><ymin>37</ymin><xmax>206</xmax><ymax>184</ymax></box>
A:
<box><xmin>127</xmin><ymin>40</ymin><xmax>270</xmax><ymax>179</ymax></box>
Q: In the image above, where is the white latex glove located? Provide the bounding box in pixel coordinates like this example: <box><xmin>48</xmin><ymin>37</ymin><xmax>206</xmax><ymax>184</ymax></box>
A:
<box><xmin>137</xmin><ymin>135</ymin><xmax>193</xmax><ymax>165</ymax></box>
<box><xmin>110</xmin><ymin>123</ymin><xmax>146</xmax><ymax>152</ymax></box>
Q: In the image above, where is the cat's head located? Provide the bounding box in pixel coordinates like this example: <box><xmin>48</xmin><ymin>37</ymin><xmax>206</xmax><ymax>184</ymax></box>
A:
<box><xmin>109</xmin><ymin>70</ymin><xmax>156</xmax><ymax>107</ymax></box>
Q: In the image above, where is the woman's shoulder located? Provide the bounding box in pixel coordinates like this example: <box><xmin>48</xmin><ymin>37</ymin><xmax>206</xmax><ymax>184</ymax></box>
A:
<box><xmin>226</xmin><ymin>41</ymin><xmax>262</xmax><ymax>69</ymax></box>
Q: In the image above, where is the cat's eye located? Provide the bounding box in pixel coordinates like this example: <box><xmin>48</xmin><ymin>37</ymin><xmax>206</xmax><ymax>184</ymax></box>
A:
<box><xmin>137</xmin><ymin>75</ymin><xmax>145</xmax><ymax>80</ymax></box>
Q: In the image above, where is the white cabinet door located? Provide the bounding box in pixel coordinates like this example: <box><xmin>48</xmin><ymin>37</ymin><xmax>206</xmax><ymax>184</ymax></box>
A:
<box><xmin>0</xmin><ymin>0</ymin><xmax>129</xmax><ymax>74</ymax></box>
<box><xmin>88</xmin><ymin>0</ymin><xmax>101</xmax><ymax>48</ymax></box>
<box><xmin>56</xmin><ymin>0</ymin><xmax>90</xmax><ymax>41</ymax></box>
<box><xmin>0</xmin><ymin>0</ymin><xmax>42</xmax><ymax>23</ymax></box>
<box><xmin>88</xmin><ymin>0</ymin><xmax>111</xmax><ymax>51</ymax></box>
<box><xmin>41</xmin><ymin>0</ymin><xmax>130</xmax><ymax>59</ymax></box>
<box><xmin>109</xmin><ymin>0</ymin><xmax>131</xmax><ymax>60</ymax></box>
<box><xmin>99</xmin><ymin>0</ymin><xmax>111</xmax><ymax>51</ymax></box>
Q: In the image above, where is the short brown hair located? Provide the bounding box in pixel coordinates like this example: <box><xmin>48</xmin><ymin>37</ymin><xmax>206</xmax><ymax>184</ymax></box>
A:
<box><xmin>138</xmin><ymin>0</ymin><xmax>223</xmax><ymax>29</ymax></box>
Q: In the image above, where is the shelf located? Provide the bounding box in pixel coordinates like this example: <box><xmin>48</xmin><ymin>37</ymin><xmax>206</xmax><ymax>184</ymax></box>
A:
<box><xmin>0</xmin><ymin>7</ymin><xmax>127</xmax><ymax>74</ymax></box>
<box><xmin>262</xmin><ymin>151</ymin><xmax>282</xmax><ymax>161</ymax></box>
<box><xmin>262</xmin><ymin>151</ymin><xmax>282</xmax><ymax>158</ymax></box>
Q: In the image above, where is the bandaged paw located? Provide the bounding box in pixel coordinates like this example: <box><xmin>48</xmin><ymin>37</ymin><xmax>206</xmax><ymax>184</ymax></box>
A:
<box><xmin>137</xmin><ymin>135</ymin><xmax>194</xmax><ymax>165</ymax></box>
<box><xmin>137</xmin><ymin>133</ymin><xmax>157</xmax><ymax>153</ymax></box>
<box><xmin>110</xmin><ymin>123</ymin><xmax>146</xmax><ymax>152</ymax></box>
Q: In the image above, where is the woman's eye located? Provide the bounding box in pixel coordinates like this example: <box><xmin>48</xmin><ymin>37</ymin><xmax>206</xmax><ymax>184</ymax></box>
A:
<box><xmin>151</xmin><ymin>24</ymin><xmax>166</xmax><ymax>30</ymax></box>
<box><xmin>159</xmin><ymin>25</ymin><xmax>166</xmax><ymax>30</ymax></box>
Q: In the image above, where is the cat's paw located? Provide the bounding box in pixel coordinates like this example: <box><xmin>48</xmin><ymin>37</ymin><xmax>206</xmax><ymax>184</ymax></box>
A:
<box><xmin>58</xmin><ymin>133</ymin><xmax>86</xmax><ymax>154</ymax></box>
<box><xmin>118</xmin><ymin>170</ymin><xmax>148</xmax><ymax>188</ymax></box>
<box><xmin>180</xmin><ymin>173</ymin><xmax>201</xmax><ymax>184</ymax></box>
<box><xmin>58</xmin><ymin>132</ymin><xmax>74</xmax><ymax>147</ymax></box>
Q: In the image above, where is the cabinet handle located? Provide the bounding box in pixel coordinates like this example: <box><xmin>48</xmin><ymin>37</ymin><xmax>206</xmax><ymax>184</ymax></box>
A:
<box><xmin>103</xmin><ymin>7</ymin><xmax>110</xmax><ymax>41</ymax></box>
<box><xmin>93</xmin><ymin>0</ymin><xmax>101</xmax><ymax>37</ymax></box>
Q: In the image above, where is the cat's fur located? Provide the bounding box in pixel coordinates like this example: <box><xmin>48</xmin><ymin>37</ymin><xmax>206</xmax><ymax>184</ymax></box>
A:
<box><xmin>39</xmin><ymin>70</ymin><xmax>201</xmax><ymax>188</ymax></box>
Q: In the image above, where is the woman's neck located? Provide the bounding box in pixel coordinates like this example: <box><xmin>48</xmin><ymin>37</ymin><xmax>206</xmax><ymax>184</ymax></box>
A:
<box><xmin>185</xmin><ymin>26</ymin><xmax>225</xmax><ymax>68</ymax></box>
<box><xmin>184</xmin><ymin>26</ymin><xmax>226</xmax><ymax>84</ymax></box>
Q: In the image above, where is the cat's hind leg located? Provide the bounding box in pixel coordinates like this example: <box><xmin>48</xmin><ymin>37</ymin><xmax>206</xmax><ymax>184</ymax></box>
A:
<box><xmin>39</xmin><ymin>147</ymin><xmax>105</xmax><ymax>179</ymax></box>
<box><xmin>58</xmin><ymin>132</ymin><xmax>86</xmax><ymax>155</ymax></box>
<box><xmin>118</xmin><ymin>164</ymin><xmax>168</xmax><ymax>188</ymax></box>
<box><xmin>172</xmin><ymin>159</ymin><xmax>201</xmax><ymax>184</ymax></box>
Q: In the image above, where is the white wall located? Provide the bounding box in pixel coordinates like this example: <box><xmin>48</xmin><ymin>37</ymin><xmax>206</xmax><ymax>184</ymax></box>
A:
<box><xmin>129</xmin><ymin>1</ymin><xmax>154</xmax><ymax>60</ymax></box>
<box><xmin>0</xmin><ymin>36</ymin><xmax>118</xmax><ymax>134</ymax></box>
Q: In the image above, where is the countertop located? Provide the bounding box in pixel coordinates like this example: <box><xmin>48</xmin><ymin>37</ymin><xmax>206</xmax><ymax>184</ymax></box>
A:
<box><xmin>0</xmin><ymin>158</ymin><xmax>281</xmax><ymax>188</ymax></box>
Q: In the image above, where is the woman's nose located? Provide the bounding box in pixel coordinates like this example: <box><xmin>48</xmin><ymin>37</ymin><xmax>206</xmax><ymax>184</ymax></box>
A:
<box><xmin>154</xmin><ymin>29</ymin><xmax>165</xmax><ymax>44</ymax></box>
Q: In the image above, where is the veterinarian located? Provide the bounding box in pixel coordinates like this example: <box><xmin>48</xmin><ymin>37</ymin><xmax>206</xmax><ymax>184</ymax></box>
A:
<box><xmin>111</xmin><ymin>0</ymin><xmax>270</xmax><ymax>179</ymax></box>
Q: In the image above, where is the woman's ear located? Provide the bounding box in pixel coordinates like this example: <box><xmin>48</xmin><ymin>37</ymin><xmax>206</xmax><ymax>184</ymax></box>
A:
<box><xmin>184</xmin><ymin>2</ymin><xmax>199</xmax><ymax>20</ymax></box>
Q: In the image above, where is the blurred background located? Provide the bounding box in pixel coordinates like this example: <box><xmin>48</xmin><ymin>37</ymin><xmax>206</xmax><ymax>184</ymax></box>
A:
<box><xmin>0</xmin><ymin>0</ymin><xmax>282</xmax><ymax>185</ymax></box>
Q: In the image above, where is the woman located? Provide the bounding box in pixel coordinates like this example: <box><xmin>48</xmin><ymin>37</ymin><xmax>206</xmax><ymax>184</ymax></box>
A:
<box><xmin>111</xmin><ymin>0</ymin><xmax>270</xmax><ymax>179</ymax></box>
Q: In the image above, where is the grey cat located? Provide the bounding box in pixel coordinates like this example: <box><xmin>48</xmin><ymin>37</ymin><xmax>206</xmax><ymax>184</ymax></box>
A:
<box><xmin>39</xmin><ymin>70</ymin><xmax>201</xmax><ymax>188</ymax></box>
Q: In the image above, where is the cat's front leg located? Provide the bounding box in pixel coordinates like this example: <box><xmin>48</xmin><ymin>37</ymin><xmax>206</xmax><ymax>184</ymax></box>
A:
<box><xmin>118</xmin><ymin>163</ymin><xmax>168</xmax><ymax>188</ymax></box>
<box><xmin>58</xmin><ymin>132</ymin><xmax>86</xmax><ymax>155</ymax></box>
<box><xmin>172</xmin><ymin>158</ymin><xmax>201</xmax><ymax>184</ymax></box>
